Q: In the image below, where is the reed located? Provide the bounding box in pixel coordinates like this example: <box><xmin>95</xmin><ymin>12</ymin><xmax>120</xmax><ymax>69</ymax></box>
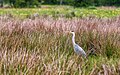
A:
<box><xmin>0</xmin><ymin>16</ymin><xmax>119</xmax><ymax>74</ymax></box>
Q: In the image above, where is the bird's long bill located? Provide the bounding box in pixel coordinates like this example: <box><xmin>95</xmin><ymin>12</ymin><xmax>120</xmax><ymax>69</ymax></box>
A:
<box><xmin>64</xmin><ymin>31</ymin><xmax>70</xmax><ymax>34</ymax></box>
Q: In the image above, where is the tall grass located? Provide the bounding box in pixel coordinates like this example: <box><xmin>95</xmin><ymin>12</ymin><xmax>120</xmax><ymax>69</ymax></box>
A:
<box><xmin>0</xmin><ymin>16</ymin><xmax>120</xmax><ymax>74</ymax></box>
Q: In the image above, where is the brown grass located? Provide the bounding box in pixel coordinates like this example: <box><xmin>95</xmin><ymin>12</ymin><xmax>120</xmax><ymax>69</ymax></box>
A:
<box><xmin>0</xmin><ymin>16</ymin><xmax>120</xmax><ymax>74</ymax></box>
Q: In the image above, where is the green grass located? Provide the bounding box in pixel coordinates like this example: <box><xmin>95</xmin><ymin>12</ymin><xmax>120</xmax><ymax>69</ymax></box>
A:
<box><xmin>1</xmin><ymin>5</ymin><xmax>120</xmax><ymax>18</ymax></box>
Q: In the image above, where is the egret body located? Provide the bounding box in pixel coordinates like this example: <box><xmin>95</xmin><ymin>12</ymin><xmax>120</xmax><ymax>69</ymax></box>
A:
<box><xmin>70</xmin><ymin>31</ymin><xmax>86</xmax><ymax>58</ymax></box>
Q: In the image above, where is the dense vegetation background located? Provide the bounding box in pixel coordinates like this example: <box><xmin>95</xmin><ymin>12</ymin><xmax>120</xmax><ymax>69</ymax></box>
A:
<box><xmin>0</xmin><ymin>0</ymin><xmax>120</xmax><ymax>74</ymax></box>
<box><xmin>0</xmin><ymin>0</ymin><xmax>120</xmax><ymax>8</ymax></box>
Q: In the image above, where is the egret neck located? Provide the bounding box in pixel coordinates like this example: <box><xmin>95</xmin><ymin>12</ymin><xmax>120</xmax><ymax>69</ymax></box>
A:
<box><xmin>71</xmin><ymin>32</ymin><xmax>76</xmax><ymax>45</ymax></box>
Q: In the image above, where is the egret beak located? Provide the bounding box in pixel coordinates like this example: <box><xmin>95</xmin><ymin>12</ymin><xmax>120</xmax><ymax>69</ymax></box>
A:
<box><xmin>69</xmin><ymin>31</ymin><xmax>72</xmax><ymax>33</ymax></box>
<box><xmin>64</xmin><ymin>31</ymin><xmax>70</xmax><ymax>34</ymax></box>
<box><xmin>65</xmin><ymin>31</ymin><xmax>74</xmax><ymax>34</ymax></box>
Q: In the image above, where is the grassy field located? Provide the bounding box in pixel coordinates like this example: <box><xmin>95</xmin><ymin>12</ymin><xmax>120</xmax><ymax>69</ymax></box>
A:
<box><xmin>1</xmin><ymin>5</ymin><xmax>120</xmax><ymax>18</ymax></box>
<box><xmin>0</xmin><ymin>6</ymin><xmax>120</xmax><ymax>75</ymax></box>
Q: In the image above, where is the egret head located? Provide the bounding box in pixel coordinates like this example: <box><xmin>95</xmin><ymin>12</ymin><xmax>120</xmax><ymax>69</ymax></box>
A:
<box><xmin>70</xmin><ymin>31</ymin><xmax>75</xmax><ymax>35</ymax></box>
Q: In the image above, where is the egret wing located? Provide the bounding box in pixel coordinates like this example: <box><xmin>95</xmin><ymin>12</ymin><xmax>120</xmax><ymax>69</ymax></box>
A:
<box><xmin>74</xmin><ymin>44</ymin><xmax>86</xmax><ymax>57</ymax></box>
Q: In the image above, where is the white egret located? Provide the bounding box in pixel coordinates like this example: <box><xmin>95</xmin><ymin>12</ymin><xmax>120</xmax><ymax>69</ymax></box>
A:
<box><xmin>70</xmin><ymin>31</ymin><xmax>86</xmax><ymax>58</ymax></box>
